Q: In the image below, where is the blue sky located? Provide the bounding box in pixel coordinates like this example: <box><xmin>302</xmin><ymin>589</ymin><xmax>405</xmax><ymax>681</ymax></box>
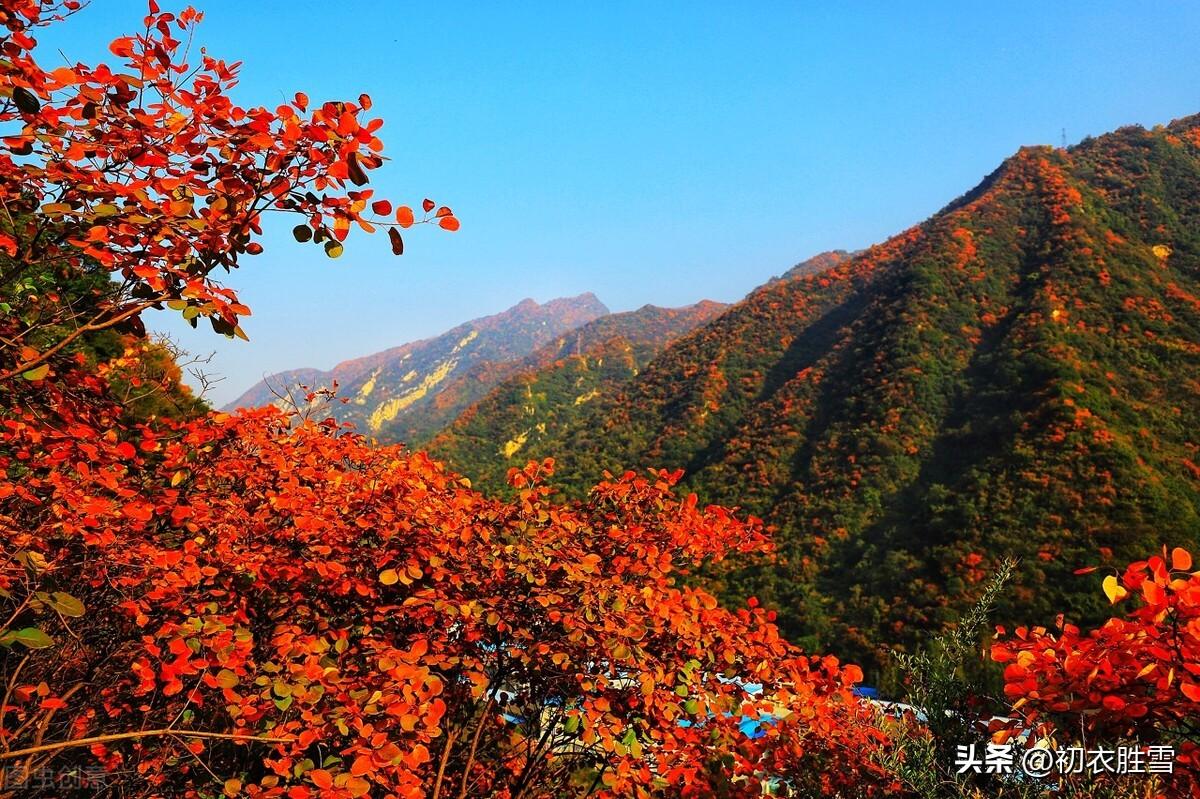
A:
<box><xmin>41</xmin><ymin>1</ymin><xmax>1200</xmax><ymax>405</ymax></box>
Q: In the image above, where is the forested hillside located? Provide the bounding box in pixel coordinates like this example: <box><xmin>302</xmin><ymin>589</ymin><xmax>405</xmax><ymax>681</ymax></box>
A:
<box><xmin>427</xmin><ymin>299</ymin><xmax>727</xmax><ymax>482</ymax></box>
<box><xmin>6</xmin><ymin>2</ymin><xmax>1200</xmax><ymax>793</ymax></box>
<box><xmin>441</xmin><ymin>117</ymin><xmax>1200</xmax><ymax>663</ymax></box>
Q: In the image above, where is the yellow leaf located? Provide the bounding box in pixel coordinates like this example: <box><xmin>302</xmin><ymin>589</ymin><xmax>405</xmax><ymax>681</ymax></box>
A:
<box><xmin>379</xmin><ymin>569</ymin><xmax>399</xmax><ymax>585</ymax></box>
<box><xmin>171</xmin><ymin>470</ymin><xmax>187</xmax><ymax>487</ymax></box>
<box><xmin>1102</xmin><ymin>574</ymin><xmax>1127</xmax><ymax>604</ymax></box>
<box><xmin>21</xmin><ymin>364</ymin><xmax>50</xmax><ymax>381</ymax></box>
<box><xmin>224</xmin><ymin>778</ymin><xmax>242</xmax><ymax>796</ymax></box>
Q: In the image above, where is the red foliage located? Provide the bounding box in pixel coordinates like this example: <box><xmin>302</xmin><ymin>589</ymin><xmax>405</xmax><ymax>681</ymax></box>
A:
<box><xmin>0</xmin><ymin>0</ymin><xmax>455</xmax><ymax>380</ymax></box>
<box><xmin>0</xmin><ymin>8</ymin><xmax>894</xmax><ymax>796</ymax></box>
<box><xmin>0</xmin><ymin>364</ymin><xmax>893</xmax><ymax>796</ymax></box>
<box><xmin>993</xmin><ymin>547</ymin><xmax>1200</xmax><ymax>797</ymax></box>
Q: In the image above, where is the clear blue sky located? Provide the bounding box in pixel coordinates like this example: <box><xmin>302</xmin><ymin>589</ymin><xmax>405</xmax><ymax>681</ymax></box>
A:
<box><xmin>41</xmin><ymin>1</ymin><xmax>1200</xmax><ymax>405</ymax></box>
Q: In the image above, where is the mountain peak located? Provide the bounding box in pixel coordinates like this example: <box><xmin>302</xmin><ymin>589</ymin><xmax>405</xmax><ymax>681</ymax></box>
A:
<box><xmin>222</xmin><ymin>294</ymin><xmax>611</xmax><ymax>428</ymax></box>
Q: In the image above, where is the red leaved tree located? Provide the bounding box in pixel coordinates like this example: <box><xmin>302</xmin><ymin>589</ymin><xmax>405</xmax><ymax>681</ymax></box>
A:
<box><xmin>0</xmin><ymin>3</ymin><xmax>894</xmax><ymax>798</ymax></box>
<box><xmin>0</xmin><ymin>0</ymin><xmax>455</xmax><ymax>382</ymax></box>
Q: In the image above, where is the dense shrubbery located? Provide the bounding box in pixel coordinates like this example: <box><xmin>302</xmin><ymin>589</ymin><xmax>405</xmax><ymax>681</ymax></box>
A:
<box><xmin>0</xmin><ymin>3</ymin><xmax>886</xmax><ymax>796</ymax></box>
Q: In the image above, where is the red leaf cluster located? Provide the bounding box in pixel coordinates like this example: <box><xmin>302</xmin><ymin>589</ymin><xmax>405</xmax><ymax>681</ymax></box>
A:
<box><xmin>993</xmin><ymin>546</ymin><xmax>1200</xmax><ymax>797</ymax></box>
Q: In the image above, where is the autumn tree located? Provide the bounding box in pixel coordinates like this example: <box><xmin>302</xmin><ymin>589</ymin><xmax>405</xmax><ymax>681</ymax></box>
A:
<box><xmin>0</xmin><ymin>0</ymin><xmax>455</xmax><ymax>383</ymax></box>
<box><xmin>0</xmin><ymin>3</ymin><xmax>894</xmax><ymax>798</ymax></box>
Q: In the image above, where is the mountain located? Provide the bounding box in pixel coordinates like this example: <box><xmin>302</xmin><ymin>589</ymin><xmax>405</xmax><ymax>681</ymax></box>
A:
<box><xmin>427</xmin><ymin>299</ymin><xmax>729</xmax><ymax>486</ymax></box>
<box><xmin>427</xmin><ymin>252</ymin><xmax>847</xmax><ymax>486</ymax></box>
<box><xmin>224</xmin><ymin>294</ymin><xmax>610</xmax><ymax>442</ymax></box>
<box><xmin>435</xmin><ymin>115</ymin><xmax>1200</xmax><ymax>665</ymax></box>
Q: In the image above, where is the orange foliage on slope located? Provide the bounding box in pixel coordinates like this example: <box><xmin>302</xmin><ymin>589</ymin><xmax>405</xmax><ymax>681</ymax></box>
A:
<box><xmin>0</xmin><ymin>3</ymin><xmax>893</xmax><ymax>796</ymax></box>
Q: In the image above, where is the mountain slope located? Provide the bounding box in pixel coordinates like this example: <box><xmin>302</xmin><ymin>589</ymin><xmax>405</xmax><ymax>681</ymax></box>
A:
<box><xmin>428</xmin><ymin>299</ymin><xmax>729</xmax><ymax>485</ymax></box>
<box><xmin>224</xmin><ymin>294</ymin><xmax>609</xmax><ymax>442</ymax></box>
<box><xmin>429</xmin><ymin>252</ymin><xmax>849</xmax><ymax>487</ymax></box>
<box><xmin>441</xmin><ymin>116</ymin><xmax>1200</xmax><ymax>663</ymax></box>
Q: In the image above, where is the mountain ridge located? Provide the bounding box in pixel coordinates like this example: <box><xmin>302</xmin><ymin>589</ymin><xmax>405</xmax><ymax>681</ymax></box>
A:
<box><xmin>222</xmin><ymin>293</ymin><xmax>611</xmax><ymax>441</ymax></box>
<box><xmin>428</xmin><ymin>298</ymin><xmax>731</xmax><ymax>480</ymax></box>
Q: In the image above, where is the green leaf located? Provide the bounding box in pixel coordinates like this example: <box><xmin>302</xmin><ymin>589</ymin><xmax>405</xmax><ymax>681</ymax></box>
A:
<box><xmin>562</xmin><ymin>715</ymin><xmax>580</xmax><ymax>734</ymax></box>
<box><xmin>15</xmin><ymin>551</ymin><xmax>48</xmax><ymax>574</ymax></box>
<box><xmin>21</xmin><ymin>364</ymin><xmax>49</xmax><ymax>381</ymax></box>
<box><xmin>683</xmin><ymin>699</ymin><xmax>699</xmax><ymax>715</ymax></box>
<box><xmin>48</xmin><ymin>591</ymin><xmax>84</xmax><ymax>618</ymax></box>
<box><xmin>2</xmin><ymin>627</ymin><xmax>54</xmax><ymax>649</ymax></box>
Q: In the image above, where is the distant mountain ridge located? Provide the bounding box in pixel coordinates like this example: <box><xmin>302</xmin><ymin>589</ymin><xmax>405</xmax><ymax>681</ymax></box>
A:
<box><xmin>429</xmin><ymin>251</ymin><xmax>849</xmax><ymax>480</ymax></box>
<box><xmin>224</xmin><ymin>293</ymin><xmax>610</xmax><ymax>441</ymax></box>
<box><xmin>428</xmin><ymin>299</ymin><xmax>728</xmax><ymax>483</ymax></box>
